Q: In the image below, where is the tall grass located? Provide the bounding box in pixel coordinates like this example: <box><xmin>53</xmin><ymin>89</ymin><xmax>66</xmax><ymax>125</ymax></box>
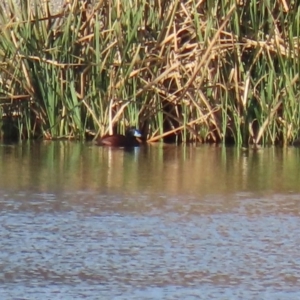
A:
<box><xmin>0</xmin><ymin>0</ymin><xmax>299</xmax><ymax>145</ymax></box>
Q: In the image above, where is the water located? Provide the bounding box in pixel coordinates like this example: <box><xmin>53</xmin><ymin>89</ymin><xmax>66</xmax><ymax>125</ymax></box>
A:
<box><xmin>0</xmin><ymin>142</ymin><xmax>300</xmax><ymax>299</ymax></box>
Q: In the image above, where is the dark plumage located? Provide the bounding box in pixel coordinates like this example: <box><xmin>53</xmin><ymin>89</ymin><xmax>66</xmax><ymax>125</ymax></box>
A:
<box><xmin>96</xmin><ymin>128</ymin><xmax>143</xmax><ymax>147</ymax></box>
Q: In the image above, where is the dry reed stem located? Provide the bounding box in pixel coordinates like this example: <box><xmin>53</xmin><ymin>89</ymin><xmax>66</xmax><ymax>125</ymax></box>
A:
<box><xmin>254</xmin><ymin>74</ymin><xmax>299</xmax><ymax>144</ymax></box>
<box><xmin>148</xmin><ymin>107</ymin><xmax>220</xmax><ymax>143</ymax></box>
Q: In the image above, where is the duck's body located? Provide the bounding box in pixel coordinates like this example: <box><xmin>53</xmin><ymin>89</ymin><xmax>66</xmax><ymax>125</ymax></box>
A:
<box><xmin>96</xmin><ymin>128</ymin><xmax>143</xmax><ymax>147</ymax></box>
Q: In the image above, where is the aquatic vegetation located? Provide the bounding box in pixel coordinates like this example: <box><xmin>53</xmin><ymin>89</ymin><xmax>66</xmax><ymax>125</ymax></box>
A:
<box><xmin>0</xmin><ymin>0</ymin><xmax>300</xmax><ymax>146</ymax></box>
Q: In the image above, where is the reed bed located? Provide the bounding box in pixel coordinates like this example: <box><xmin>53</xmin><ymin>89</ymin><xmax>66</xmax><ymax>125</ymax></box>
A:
<box><xmin>0</xmin><ymin>0</ymin><xmax>299</xmax><ymax>146</ymax></box>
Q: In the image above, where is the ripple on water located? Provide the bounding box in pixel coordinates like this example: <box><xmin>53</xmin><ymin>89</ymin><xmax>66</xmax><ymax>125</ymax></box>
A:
<box><xmin>0</xmin><ymin>192</ymin><xmax>300</xmax><ymax>299</ymax></box>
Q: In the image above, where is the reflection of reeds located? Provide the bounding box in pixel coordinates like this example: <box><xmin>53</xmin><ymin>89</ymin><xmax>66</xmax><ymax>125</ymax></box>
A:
<box><xmin>0</xmin><ymin>0</ymin><xmax>300</xmax><ymax>146</ymax></box>
<box><xmin>1</xmin><ymin>142</ymin><xmax>299</xmax><ymax>196</ymax></box>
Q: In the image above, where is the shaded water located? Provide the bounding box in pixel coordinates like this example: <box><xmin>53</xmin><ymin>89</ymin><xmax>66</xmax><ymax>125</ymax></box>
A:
<box><xmin>0</xmin><ymin>142</ymin><xmax>300</xmax><ymax>299</ymax></box>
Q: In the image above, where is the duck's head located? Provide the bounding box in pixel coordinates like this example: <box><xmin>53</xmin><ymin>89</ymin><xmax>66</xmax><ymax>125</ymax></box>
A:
<box><xmin>126</xmin><ymin>127</ymin><xmax>142</xmax><ymax>138</ymax></box>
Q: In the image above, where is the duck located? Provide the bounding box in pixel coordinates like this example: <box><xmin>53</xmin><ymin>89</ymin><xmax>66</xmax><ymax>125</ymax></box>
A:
<box><xmin>96</xmin><ymin>127</ymin><xmax>144</xmax><ymax>147</ymax></box>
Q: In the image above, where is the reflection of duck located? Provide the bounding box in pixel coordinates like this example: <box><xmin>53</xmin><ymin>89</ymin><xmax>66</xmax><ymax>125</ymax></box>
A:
<box><xmin>96</xmin><ymin>128</ymin><xmax>144</xmax><ymax>147</ymax></box>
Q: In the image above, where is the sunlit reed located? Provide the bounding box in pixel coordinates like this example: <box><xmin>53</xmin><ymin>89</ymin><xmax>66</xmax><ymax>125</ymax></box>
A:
<box><xmin>0</xmin><ymin>0</ymin><xmax>299</xmax><ymax>146</ymax></box>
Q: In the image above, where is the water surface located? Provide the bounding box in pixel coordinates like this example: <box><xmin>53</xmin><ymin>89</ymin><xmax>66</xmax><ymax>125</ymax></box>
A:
<box><xmin>0</xmin><ymin>142</ymin><xmax>300</xmax><ymax>299</ymax></box>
